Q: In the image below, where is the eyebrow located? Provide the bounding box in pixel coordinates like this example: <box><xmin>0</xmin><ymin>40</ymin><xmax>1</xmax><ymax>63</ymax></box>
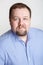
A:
<box><xmin>23</xmin><ymin>16</ymin><xmax>29</xmax><ymax>17</ymax></box>
<box><xmin>13</xmin><ymin>16</ymin><xmax>29</xmax><ymax>18</ymax></box>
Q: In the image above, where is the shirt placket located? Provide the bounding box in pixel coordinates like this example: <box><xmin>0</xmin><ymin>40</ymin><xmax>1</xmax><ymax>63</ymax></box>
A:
<box><xmin>25</xmin><ymin>43</ymin><xmax>30</xmax><ymax>65</ymax></box>
<box><xmin>25</xmin><ymin>43</ymin><xmax>34</xmax><ymax>65</ymax></box>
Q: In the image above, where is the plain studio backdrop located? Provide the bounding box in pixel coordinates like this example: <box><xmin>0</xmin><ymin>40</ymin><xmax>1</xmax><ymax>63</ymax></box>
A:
<box><xmin>0</xmin><ymin>0</ymin><xmax>43</xmax><ymax>35</ymax></box>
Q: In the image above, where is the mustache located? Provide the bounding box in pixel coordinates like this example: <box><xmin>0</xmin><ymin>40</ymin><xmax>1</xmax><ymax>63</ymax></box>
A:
<box><xmin>17</xmin><ymin>25</ymin><xmax>26</xmax><ymax>28</ymax></box>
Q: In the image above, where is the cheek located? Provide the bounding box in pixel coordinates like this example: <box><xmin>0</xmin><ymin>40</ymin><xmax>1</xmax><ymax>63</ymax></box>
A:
<box><xmin>10</xmin><ymin>22</ymin><xmax>18</xmax><ymax>31</ymax></box>
<box><xmin>26</xmin><ymin>22</ymin><xmax>31</xmax><ymax>27</ymax></box>
<box><xmin>26</xmin><ymin>22</ymin><xmax>31</xmax><ymax>30</ymax></box>
<box><xmin>13</xmin><ymin>22</ymin><xmax>18</xmax><ymax>28</ymax></box>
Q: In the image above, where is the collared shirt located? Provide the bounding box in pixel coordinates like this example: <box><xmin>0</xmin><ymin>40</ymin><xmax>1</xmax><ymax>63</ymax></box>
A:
<box><xmin>0</xmin><ymin>28</ymin><xmax>43</xmax><ymax>65</ymax></box>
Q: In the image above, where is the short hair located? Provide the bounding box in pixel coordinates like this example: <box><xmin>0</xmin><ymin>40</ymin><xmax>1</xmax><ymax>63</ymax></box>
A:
<box><xmin>9</xmin><ymin>3</ymin><xmax>31</xmax><ymax>19</ymax></box>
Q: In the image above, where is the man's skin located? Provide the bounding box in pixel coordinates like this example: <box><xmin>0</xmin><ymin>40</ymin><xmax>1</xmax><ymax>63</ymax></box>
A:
<box><xmin>10</xmin><ymin>8</ymin><xmax>31</xmax><ymax>42</ymax></box>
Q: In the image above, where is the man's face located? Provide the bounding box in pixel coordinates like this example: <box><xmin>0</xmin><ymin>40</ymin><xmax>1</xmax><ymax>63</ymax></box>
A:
<box><xmin>10</xmin><ymin>8</ymin><xmax>31</xmax><ymax>36</ymax></box>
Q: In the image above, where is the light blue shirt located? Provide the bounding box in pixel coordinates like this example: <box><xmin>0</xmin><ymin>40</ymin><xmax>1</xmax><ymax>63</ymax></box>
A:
<box><xmin>0</xmin><ymin>28</ymin><xmax>43</xmax><ymax>65</ymax></box>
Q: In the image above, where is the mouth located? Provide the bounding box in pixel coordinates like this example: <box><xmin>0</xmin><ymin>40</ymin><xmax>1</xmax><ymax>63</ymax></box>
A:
<box><xmin>16</xmin><ymin>27</ymin><xmax>27</xmax><ymax>36</ymax></box>
<box><xmin>16</xmin><ymin>25</ymin><xmax>27</xmax><ymax>36</ymax></box>
<box><xmin>17</xmin><ymin>26</ymin><xmax>25</xmax><ymax>31</ymax></box>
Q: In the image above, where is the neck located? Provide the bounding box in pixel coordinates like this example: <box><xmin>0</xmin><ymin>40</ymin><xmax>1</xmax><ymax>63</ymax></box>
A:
<box><xmin>19</xmin><ymin>35</ymin><xmax>28</xmax><ymax>43</ymax></box>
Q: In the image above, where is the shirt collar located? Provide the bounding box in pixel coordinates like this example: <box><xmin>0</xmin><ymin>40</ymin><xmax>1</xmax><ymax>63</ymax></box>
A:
<box><xmin>11</xmin><ymin>30</ymin><xmax>31</xmax><ymax>46</ymax></box>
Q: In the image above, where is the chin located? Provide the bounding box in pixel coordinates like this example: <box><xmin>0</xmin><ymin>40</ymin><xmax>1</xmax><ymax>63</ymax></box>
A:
<box><xmin>16</xmin><ymin>31</ymin><xmax>27</xmax><ymax>36</ymax></box>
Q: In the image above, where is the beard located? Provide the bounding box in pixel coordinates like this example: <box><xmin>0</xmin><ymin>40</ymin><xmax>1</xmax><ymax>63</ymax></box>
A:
<box><xmin>16</xmin><ymin>25</ymin><xmax>27</xmax><ymax>36</ymax></box>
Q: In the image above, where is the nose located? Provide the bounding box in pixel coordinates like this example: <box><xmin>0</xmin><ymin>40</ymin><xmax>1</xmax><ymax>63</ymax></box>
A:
<box><xmin>18</xmin><ymin>19</ymin><xmax>23</xmax><ymax>26</ymax></box>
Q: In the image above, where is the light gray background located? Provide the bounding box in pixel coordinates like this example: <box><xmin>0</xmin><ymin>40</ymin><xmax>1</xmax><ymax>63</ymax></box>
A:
<box><xmin>0</xmin><ymin>0</ymin><xmax>43</xmax><ymax>35</ymax></box>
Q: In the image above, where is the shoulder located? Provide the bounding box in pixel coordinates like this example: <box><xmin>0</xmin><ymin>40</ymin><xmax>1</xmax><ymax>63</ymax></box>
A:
<box><xmin>29</xmin><ymin>27</ymin><xmax>43</xmax><ymax>36</ymax></box>
<box><xmin>29</xmin><ymin>27</ymin><xmax>43</xmax><ymax>33</ymax></box>
<box><xmin>0</xmin><ymin>30</ymin><xmax>13</xmax><ymax>48</ymax></box>
<box><xmin>29</xmin><ymin>28</ymin><xmax>43</xmax><ymax>60</ymax></box>
<box><xmin>0</xmin><ymin>30</ymin><xmax>14</xmax><ymax>60</ymax></box>
<box><xmin>0</xmin><ymin>30</ymin><xmax>17</xmax><ymax>54</ymax></box>
<box><xmin>29</xmin><ymin>27</ymin><xmax>43</xmax><ymax>44</ymax></box>
<box><xmin>0</xmin><ymin>30</ymin><xmax>12</xmax><ymax>41</ymax></box>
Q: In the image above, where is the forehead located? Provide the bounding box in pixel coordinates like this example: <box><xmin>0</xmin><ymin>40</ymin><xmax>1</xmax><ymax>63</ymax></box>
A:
<box><xmin>11</xmin><ymin>8</ymin><xmax>30</xmax><ymax>17</ymax></box>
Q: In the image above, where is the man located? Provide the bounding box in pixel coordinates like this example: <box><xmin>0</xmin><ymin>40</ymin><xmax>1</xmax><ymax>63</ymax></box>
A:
<box><xmin>0</xmin><ymin>3</ymin><xmax>43</xmax><ymax>65</ymax></box>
